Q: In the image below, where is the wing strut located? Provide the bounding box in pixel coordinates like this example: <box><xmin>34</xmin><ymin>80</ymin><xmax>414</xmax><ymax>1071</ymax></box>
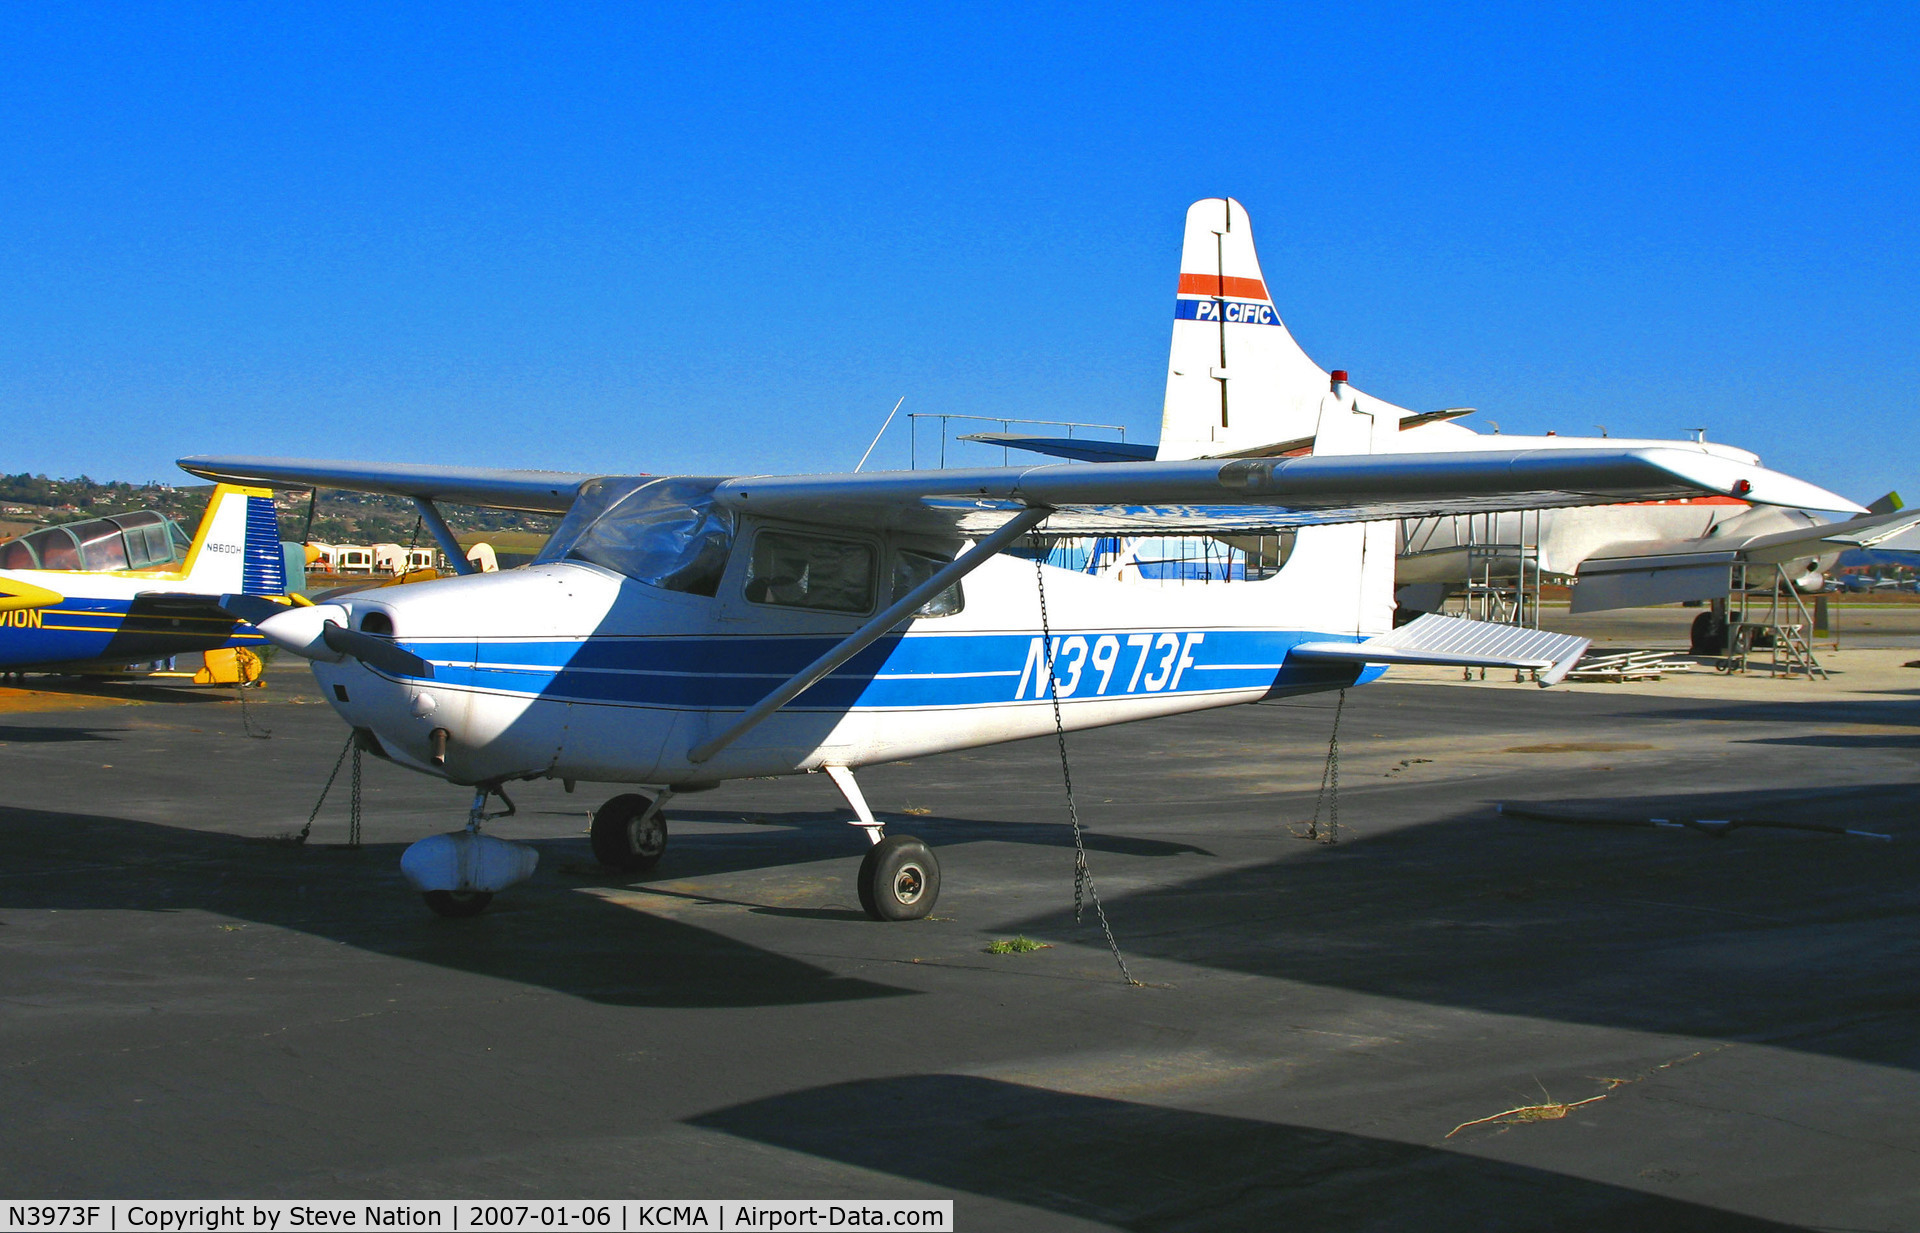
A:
<box><xmin>687</xmin><ymin>507</ymin><xmax>1052</xmax><ymax>764</ymax></box>
<box><xmin>412</xmin><ymin>499</ymin><xmax>477</xmax><ymax>576</ymax></box>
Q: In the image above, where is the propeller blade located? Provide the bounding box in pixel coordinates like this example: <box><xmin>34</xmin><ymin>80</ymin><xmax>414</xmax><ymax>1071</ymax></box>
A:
<box><xmin>320</xmin><ymin>621</ymin><xmax>435</xmax><ymax>678</ymax></box>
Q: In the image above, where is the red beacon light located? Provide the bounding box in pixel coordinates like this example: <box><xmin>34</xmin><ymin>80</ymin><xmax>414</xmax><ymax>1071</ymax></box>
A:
<box><xmin>1732</xmin><ymin>478</ymin><xmax>1754</xmax><ymax>498</ymax></box>
<box><xmin>1329</xmin><ymin>370</ymin><xmax>1349</xmax><ymax>388</ymax></box>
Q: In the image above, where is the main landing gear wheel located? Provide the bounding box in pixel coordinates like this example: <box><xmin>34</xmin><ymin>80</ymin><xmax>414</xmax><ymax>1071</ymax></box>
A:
<box><xmin>591</xmin><ymin>791</ymin><xmax>668</xmax><ymax>873</ymax></box>
<box><xmin>1691</xmin><ymin>610</ymin><xmax>1728</xmax><ymax>655</ymax></box>
<box><xmin>858</xmin><ymin>834</ymin><xmax>940</xmax><ymax>921</ymax></box>
<box><xmin>422</xmin><ymin>890</ymin><xmax>493</xmax><ymax>918</ymax></box>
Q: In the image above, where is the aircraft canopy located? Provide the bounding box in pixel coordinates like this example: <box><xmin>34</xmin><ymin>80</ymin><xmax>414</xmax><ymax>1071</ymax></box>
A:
<box><xmin>0</xmin><ymin>511</ymin><xmax>190</xmax><ymax>573</ymax></box>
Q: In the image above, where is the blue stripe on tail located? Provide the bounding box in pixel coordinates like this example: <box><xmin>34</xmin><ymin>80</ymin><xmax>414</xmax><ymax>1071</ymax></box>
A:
<box><xmin>241</xmin><ymin>495</ymin><xmax>287</xmax><ymax>595</ymax></box>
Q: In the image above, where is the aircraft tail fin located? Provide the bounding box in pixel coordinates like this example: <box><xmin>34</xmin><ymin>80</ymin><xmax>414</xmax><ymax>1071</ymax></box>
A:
<box><xmin>1158</xmin><ymin>197</ymin><xmax>1416</xmax><ymax>461</ymax></box>
<box><xmin>177</xmin><ymin>485</ymin><xmax>288</xmax><ymax>596</ymax></box>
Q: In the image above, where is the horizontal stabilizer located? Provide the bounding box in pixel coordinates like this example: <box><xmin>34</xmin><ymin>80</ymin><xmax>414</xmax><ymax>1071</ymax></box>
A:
<box><xmin>217</xmin><ymin>593</ymin><xmax>296</xmax><ymax>626</ymax></box>
<box><xmin>0</xmin><ymin>578</ymin><xmax>65</xmax><ymax>614</ymax></box>
<box><xmin>1291</xmin><ymin>614</ymin><xmax>1591</xmax><ymax>687</ymax></box>
<box><xmin>955</xmin><ymin>434</ymin><xmax>1158</xmax><ymax>464</ymax></box>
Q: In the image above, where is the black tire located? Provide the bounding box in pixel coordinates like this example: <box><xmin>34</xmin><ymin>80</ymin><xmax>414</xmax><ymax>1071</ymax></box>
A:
<box><xmin>857</xmin><ymin>835</ymin><xmax>940</xmax><ymax>921</ymax></box>
<box><xmin>422</xmin><ymin>890</ymin><xmax>493</xmax><ymax>917</ymax></box>
<box><xmin>1690</xmin><ymin>611</ymin><xmax>1727</xmax><ymax>655</ymax></box>
<box><xmin>591</xmin><ymin>792</ymin><xmax>668</xmax><ymax>873</ymax></box>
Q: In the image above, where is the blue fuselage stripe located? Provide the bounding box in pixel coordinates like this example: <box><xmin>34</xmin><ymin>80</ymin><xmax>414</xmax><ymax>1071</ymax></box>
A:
<box><xmin>397</xmin><ymin>628</ymin><xmax>1367</xmax><ymax>709</ymax></box>
<box><xmin>0</xmin><ymin>596</ymin><xmax>256</xmax><ymax>668</ymax></box>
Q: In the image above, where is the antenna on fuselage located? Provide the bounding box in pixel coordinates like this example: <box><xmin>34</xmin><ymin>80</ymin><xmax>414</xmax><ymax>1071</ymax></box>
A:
<box><xmin>855</xmin><ymin>397</ymin><xmax>907</xmax><ymax>472</ymax></box>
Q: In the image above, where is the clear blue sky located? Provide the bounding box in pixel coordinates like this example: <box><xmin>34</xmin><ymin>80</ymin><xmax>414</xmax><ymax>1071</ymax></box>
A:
<box><xmin>1</xmin><ymin>3</ymin><xmax>1914</xmax><ymax>500</ymax></box>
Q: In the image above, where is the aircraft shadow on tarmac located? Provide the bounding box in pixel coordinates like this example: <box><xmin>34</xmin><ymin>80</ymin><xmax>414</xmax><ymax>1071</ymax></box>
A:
<box><xmin>0</xmin><ymin>779</ymin><xmax>1209</xmax><ymax>1011</ymax></box>
<box><xmin>1738</xmin><ymin>731</ymin><xmax>1920</xmax><ymax>749</ymax></box>
<box><xmin>1005</xmin><ymin>781</ymin><xmax>1920</xmax><ymax>1076</ymax></box>
<box><xmin>660</xmin><ymin>806</ymin><xmax>1212</xmax><ymax>868</ymax></box>
<box><xmin>0</xmin><ymin>723</ymin><xmax>122</xmax><ymax>743</ymax></box>
<box><xmin>688</xmin><ymin>1074</ymin><xmax>1801</xmax><ymax>1232</ymax></box>
<box><xmin>0</xmin><ymin>678</ymin><xmax>236</xmax><ymax>706</ymax></box>
<box><xmin>1619</xmin><ymin>694</ymin><xmax>1920</xmax><ymax>728</ymax></box>
<box><xmin>0</xmin><ymin>802</ymin><xmax>913</xmax><ymax>1011</ymax></box>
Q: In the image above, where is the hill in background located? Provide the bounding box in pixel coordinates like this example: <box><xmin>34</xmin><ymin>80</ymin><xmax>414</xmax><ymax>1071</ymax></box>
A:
<box><xmin>0</xmin><ymin>472</ymin><xmax>555</xmax><ymax>547</ymax></box>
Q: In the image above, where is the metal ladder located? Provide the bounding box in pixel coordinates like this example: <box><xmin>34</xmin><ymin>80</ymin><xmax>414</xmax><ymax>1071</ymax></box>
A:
<box><xmin>1720</xmin><ymin>564</ymin><xmax>1828</xmax><ymax>680</ymax></box>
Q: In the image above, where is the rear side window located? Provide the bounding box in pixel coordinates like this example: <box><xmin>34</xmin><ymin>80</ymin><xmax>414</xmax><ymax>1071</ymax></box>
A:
<box><xmin>745</xmin><ymin>531</ymin><xmax>875</xmax><ymax>613</ymax></box>
<box><xmin>131</xmin><ymin>521</ymin><xmax>175</xmax><ymax>568</ymax></box>
<box><xmin>893</xmin><ymin>549</ymin><xmax>964</xmax><ymax>617</ymax></box>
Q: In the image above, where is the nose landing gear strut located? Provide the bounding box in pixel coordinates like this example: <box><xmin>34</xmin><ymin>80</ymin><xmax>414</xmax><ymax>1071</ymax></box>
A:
<box><xmin>403</xmin><ymin>784</ymin><xmax>538</xmax><ymax>917</ymax></box>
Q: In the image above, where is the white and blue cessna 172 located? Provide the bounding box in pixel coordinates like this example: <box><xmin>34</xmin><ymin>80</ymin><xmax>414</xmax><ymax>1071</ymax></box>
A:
<box><xmin>183</xmin><ymin>384</ymin><xmax>1852</xmax><ymax>921</ymax></box>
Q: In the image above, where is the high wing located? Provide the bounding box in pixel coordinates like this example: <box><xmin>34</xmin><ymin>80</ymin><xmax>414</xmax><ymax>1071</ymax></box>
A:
<box><xmin>708</xmin><ymin>448</ymin><xmax>1857</xmax><ymax>535</ymax></box>
<box><xmin>177</xmin><ymin>456</ymin><xmax>606</xmax><ymax>514</ymax></box>
<box><xmin>182</xmin><ymin>448</ymin><xmax>1856</xmax><ymax>537</ymax></box>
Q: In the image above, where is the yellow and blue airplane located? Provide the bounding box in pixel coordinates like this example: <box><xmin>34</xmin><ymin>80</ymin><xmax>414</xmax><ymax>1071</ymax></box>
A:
<box><xmin>0</xmin><ymin>484</ymin><xmax>289</xmax><ymax>676</ymax></box>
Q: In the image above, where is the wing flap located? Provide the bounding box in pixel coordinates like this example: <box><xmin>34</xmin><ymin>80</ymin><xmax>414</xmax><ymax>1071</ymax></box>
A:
<box><xmin>1292</xmin><ymin>614</ymin><xmax>1591</xmax><ymax>687</ymax></box>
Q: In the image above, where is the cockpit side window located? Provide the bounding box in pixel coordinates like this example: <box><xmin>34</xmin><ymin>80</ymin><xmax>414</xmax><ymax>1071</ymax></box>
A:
<box><xmin>745</xmin><ymin>530</ymin><xmax>876</xmax><ymax>613</ymax></box>
<box><xmin>138</xmin><ymin>522</ymin><xmax>175</xmax><ymax>568</ymax></box>
<box><xmin>892</xmin><ymin>548</ymin><xmax>964</xmax><ymax>616</ymax></box>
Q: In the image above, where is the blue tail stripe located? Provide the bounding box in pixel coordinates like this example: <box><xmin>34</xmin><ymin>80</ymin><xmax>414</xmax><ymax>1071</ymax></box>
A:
<box><xmin>241</xmin><ymin>496</ymin><xmax>287</xmax><ymax>595</ymax></box>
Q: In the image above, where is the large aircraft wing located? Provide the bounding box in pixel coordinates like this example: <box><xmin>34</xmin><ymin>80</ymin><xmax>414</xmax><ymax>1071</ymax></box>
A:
<box><xmin>177</xmin><ymin>456</ymin><xmax>606</xmax><ymax>514</ymax></box>
<box><xmin>709</xmin><ymin>447</ymin><xmax>1857</xmax><ymax>535</ymax></box>
<box><xmin>1572</xmin><ymin>505</ymin><xmax>1920</xmax><ymax>612</ymax></box>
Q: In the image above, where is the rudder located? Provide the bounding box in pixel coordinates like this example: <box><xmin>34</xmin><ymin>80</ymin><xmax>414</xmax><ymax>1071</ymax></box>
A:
<box><xmin>179</xmin><ymin>484</ymin><xmax>287</xmax><ymax>596</ymax></box>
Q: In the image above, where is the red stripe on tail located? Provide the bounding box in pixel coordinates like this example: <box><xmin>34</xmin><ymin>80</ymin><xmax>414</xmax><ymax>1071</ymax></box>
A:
<box><xmin>1177</xmin><ymin>273</ymin><xmax>1269</xmax><ymax>300</ymax></box>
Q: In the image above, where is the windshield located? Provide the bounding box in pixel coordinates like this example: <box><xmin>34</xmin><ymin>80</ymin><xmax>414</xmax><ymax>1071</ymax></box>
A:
<box><xmin>536</xmin><ymin>476</ymin><xmax>735</xmax><ymax>596</ymax></box>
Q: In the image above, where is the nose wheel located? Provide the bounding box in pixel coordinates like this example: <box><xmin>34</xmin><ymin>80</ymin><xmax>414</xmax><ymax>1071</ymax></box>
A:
<box><xmin>423</xmin><ymin>889</ymin><xmax>493</xmax><ymax>917</ymax></box>
<box><xmin>590</xmin><ymin>790</ymin><xmax>670</xmax><ymax>873</ymax></box>
<box><xmin>858</xmin><ymin>834</ymin><xmax>940</xmax><ymax>921</ymax></box>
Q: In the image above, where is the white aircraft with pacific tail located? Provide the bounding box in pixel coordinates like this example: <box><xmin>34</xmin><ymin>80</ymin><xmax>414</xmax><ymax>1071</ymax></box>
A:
<box><xmin>972</xmin><ymin>198</ymin><xmax>1920</xmax><ymax>619</ymax></box>
<box><xmin>184</xmin><ymin>381</ymin><xmax>1853</xmax><ymax>921</ymax></box>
